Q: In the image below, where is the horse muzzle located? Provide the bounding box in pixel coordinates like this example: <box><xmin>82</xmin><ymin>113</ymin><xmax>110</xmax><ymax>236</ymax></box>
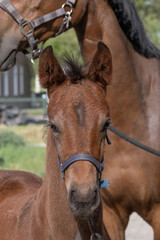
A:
<box><xmin>53</xmin><ymin>139</ymin><xmax>105</xmax><ymax>218</ymax></box>
<box><xmin>68</xmin><ymin>183</ymin><xmax>100</xmax><ymax>219</ymax></box>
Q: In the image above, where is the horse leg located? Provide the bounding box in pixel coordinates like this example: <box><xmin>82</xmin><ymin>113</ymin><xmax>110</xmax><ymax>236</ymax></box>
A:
<box><xmin>103</xmin><ymin>204</ymin><xmax>127</xmax><ymax>240</ymax></box>
<box><xmin>149</xmin><ymin>205</ymin><xmax>160</xmax><ymax>240</ymax></box>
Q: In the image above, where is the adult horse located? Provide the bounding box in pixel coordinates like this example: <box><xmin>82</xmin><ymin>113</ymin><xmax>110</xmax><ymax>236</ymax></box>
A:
<box><xmin>0</xmin><ymin>42</ymin><xmax>112</xmax><ymax>240</ymax></box>
<box><xmin>0</xmin><ymin>0</ymin><xmax>160</xmax><ymax>239</ymax></box>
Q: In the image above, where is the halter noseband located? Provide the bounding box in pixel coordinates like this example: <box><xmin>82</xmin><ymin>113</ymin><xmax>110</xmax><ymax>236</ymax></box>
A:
<box><xmin>0</xmin><ymin>0</ymin><xmax>76</xmax><ymax>60</ymax></box>
<box><xmin>53</xmin><ymin>138</ymin><xmax>110</xmax><ymax>189</ymax></box>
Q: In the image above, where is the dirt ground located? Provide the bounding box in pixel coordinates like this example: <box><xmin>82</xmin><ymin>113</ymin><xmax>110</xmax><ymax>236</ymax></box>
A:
<box><xmin>125</xmin><ymin>213</ymin><xmax>153</xmax><ymax>240</ymax></box>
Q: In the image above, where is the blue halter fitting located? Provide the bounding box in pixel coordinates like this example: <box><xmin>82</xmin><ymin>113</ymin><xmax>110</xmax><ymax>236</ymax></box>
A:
<box><xmin>53</xmin><ymin>136</ymin><xmax>110</xmax><ymax>189</ymax></box>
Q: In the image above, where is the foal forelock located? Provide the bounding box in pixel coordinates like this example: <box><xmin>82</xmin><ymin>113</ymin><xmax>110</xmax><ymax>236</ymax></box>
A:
<box><xmin>63</xmin><ymin>53</ymin><xmax>84</xmax><ymax>83</ymax></box>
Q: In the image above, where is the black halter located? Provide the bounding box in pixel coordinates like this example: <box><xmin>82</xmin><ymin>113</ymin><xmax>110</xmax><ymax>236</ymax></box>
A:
<box><xmin>53</xmin><ymin>137</ymin><xmax>110</xmax><ymax>189</ymax></box>
<box><xmin>0</xmin><ymin>0</ymin><xmax>76</xmax><ymax>60</ymax></box>
<box><xmin>53</xmin><ymin>136</ymin><xmax>110</xmax><ymax>239</ymax></box>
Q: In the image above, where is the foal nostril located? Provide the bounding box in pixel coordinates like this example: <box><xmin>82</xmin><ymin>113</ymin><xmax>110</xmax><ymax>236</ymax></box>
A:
<box><xmin>92</xmin><ymin>188</ymin><xmax>98</xmax><ymax>203</ymax></box>
<box><xmin>69</xmin><ymin>188</ymin><xmax>76</xmax><ymax>205</ymax></box>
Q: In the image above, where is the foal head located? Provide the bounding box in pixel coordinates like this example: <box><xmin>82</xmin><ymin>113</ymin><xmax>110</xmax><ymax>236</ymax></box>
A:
<box><xmin>39</xmin><ymin>42</ymin><xmax>112</xmax><ymax>219</ymax></box>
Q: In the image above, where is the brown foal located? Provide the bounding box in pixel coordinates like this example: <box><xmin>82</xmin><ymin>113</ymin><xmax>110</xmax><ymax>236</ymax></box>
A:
<box><xmin>0</xmin><ymin>0</ymin><xmax>160</xmax><ymax>239</ymax></box>
<box><xmin>0</xmin><ymin>42</ymin><xmax>112</xmax><ymax>240</ymax></box>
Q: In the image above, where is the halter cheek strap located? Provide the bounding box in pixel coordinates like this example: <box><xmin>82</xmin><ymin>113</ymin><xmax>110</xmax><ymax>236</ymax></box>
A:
<box><xmin>0</xmin><ymin>0</ymin><xmax>76</xmax><ymax>60</ymax></box>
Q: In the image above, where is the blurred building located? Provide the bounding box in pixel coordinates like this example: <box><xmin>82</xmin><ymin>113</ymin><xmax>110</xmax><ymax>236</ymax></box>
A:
<box><xmin>0</xmin><ymin>52</ymin><xmax>34</xmax><ymax>108</ymax></box>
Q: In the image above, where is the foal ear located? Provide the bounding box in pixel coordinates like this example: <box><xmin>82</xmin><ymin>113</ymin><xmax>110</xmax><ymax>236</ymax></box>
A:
<box><xmin>39</xmin><ymin>46</ymin><xmax>65</xmax><ymax>89</ymax></box>
<box><xmin>88</xmin><ymin>42</ymin><xmax>112</xmax><ymax>88</ymax></box>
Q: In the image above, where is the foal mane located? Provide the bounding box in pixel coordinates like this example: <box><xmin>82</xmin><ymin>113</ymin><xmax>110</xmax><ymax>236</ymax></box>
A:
<box><xmin>108</xmin><ymin>0</ymin><xmax>160</xmax><ymax>59</ymax></box>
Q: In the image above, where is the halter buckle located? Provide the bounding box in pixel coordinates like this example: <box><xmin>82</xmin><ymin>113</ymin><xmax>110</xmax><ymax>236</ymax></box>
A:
<box><xmin>19</xmin><ymin>20</ymin><xmax>34</xmax><ymax>38</ymax></box>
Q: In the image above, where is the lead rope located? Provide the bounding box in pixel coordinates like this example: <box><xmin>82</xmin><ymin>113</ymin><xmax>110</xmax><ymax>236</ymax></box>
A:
<box><xmin>107</xmin><ymin>125</ymin><xmax>160</xmax><ymax>156</ymax></box>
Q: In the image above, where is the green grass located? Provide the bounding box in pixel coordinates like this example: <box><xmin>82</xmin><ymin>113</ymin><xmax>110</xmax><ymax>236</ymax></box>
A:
<box><xmin>0</xmin><ymin>130</ymin><xmax>25</xmax><ymax>147</ymax></box>
<box><xmin>0</xmin><ymin>124</ymin><xmax>46</xmax><ymax>143</ymax></box>
<box><xmin>0</xmin><ymin>144</ymin><xmax>45</xmax><ymax>178</ymax></box>
<box><xmin>0</xmin><ymin>125</ymin><xmax>46</xmax><ymax>178</ymax></box>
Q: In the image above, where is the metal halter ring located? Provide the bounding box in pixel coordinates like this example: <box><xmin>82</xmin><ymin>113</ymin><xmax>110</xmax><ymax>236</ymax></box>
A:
<box><xmin>62</xmin><ymin>2</ymin><xmax>73</xmax><ymax>14</ymax></box>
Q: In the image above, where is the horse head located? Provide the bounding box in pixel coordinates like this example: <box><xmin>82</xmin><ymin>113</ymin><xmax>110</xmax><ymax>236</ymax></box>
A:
<box><xmin>0</xmin><ymin>0</ymin><xmax>87</xmax><ymax>71</ymax></box>
<box><xmin>39</xmin><ymin>42</ymin><xmax>112</xmax><ymax>220</ymax></box>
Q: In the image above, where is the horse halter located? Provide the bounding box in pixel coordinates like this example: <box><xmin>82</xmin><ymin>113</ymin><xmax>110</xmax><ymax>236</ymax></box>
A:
<box><xmin>54</xmin><ymin>136</ymin><xmax>109</xmax><ymax>240</ymax></box>
<box><xmin>0</xmin><ymin>0</ymin><xmax>76</xmax><ymax>60</ymax></box>
<box><xmin>53</xmin><ymin>137</ymin><xmax>110</xmax><ymax>189</ymax></box>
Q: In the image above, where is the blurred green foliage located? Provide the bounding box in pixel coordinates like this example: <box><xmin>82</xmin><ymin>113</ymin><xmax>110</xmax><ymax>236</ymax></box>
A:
<box><xmin>32</xmin><ymin>29</ymin><xmax>81</xmax><ymax>75</ymax></box>
<box><xmin>0</xmin><ymin>130</ymin><xmax>25</xmax><ymax>147</ymax></box>
<box><xmin>0</xmin><ymin>144</ymin><xmax>45</xmax><ymax>177</ymax></box>
<box><xmin>44</xmin><ymin>29</ymin><xmax>81</xmax><ymax>60</ymax></box>
<box><xmin>0</xmin><ymin>127</ymin><xmax>45</xmax><ymax>177</ymax></box>
<box><xmin>134</xmin><ymin>0</ymin><xmax>160</xmax><ymax>49</ymax></box>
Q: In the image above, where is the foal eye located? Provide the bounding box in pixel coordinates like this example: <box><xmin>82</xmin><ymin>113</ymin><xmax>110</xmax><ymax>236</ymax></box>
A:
<box><xmin>49</xmin><ymin>123</ymin><xmax>59</xmax><ymax>133</ymax></box>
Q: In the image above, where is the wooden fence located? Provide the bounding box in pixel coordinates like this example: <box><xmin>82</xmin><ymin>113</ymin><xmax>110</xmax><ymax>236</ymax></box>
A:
<box><xmin>0</xmin><ymin>96</ymin><xmax>47</xmax><ymax>113</ymax></box>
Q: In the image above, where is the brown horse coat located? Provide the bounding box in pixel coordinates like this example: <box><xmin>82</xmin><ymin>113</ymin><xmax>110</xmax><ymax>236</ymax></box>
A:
<box><xmin>0</xmin><ymin>0</ymin><xmax>159</xmax><ymax>239</ymax></box>
<box><xmin>0</xmin><ymin>43</ymin><xmax>113</xmax><ymax>240</ymax></box>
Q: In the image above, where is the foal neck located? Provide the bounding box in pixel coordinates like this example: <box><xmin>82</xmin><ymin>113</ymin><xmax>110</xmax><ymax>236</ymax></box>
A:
<box><xmin>41</xmin><ymin>129</ymin><xmax>77</xmax><ymax>239</ymax></box>
<box><xmin>43</xmin><ymin>130</ymin><xmax>111</xmax><ymax>240</ymax></box>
